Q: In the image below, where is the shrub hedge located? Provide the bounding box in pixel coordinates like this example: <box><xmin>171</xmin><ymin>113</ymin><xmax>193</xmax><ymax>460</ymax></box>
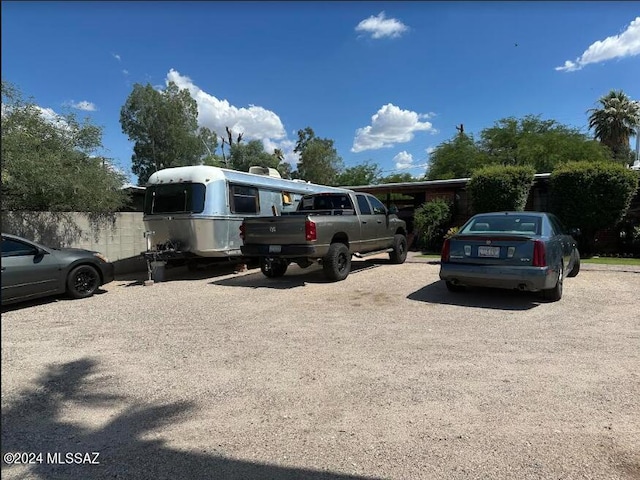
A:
<box><xmin>468</xmin><ymin>165</ymin><xmax>536</xmax><ymax>213</ymax></box>
<box><xmin>550</xmin><ymin>161</ymin><xmax>639</xmax><ymax>256</ymax></box>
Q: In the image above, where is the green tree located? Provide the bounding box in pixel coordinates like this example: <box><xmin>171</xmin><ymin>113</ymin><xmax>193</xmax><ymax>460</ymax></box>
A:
<box><xmin>120</xmin><ymin>82</ymin><xmax>208</xmax><ymax>184</ymax></box>
<box><xmin>379</xmin><ymin>173</ymin><xmax>418</xmax><ymax>184</ymax></box>
<box><xmin>228</xmin><ymin>140</ymin><xmax>281</xmax><ymax>172</ymax></box>
<box><xmin>588</xmin><ymin>90</ymin><xmax>640</xmax><ymax>162</ymax></box>
<box><xmin>479</xmin><ymin>115</ymin><xmax>610</xmax><ymax>172</ymax></box>
<box><xmin>335</xmin><ymin>161</ymin><xmax>381</xmax><ymax>186</ymax></box>
<box><xmin>550</xmin><ymin>162</ymin><xmax>639</xmax><ymax>256</ymax></box>
<box><xmin>467</xmin><ymin>165</ymin><xmax>536</xmax><ymax>213</ymax></box>
<box><xmin>198</xmin><ymin>127</ymin><xmax>225</xmax><ymax>167</ymax></box>
<box><xmin>1</xmin><ymin>81</ymin><xmax>127</xmax><ymax>213</ymax></box>
<box><xmin>425</xmin><ymin>133</ymin><xmax>485</xmax><ymax>180</ymax></box>
<box><xmin>293</xmin><ymin>127</ymin><xmax>343</xmax><ymax>185</ymax></box>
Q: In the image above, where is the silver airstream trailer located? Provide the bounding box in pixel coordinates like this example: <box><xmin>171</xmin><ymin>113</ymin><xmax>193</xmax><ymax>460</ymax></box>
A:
<box><xmin>143</xmin><ymin>165</ymin><xmax>351</xmax><ymax>269</ymax></box>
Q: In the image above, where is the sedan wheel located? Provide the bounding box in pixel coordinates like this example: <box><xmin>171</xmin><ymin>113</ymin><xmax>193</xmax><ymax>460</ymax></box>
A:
<box><xmin>67</xmin><ymin>265</ymin><xmax>100</xmax><ymax>299</ymax></box>
<box><xmin>542</xmin><ymin>262</ymin><xmax>563</xmax><ymax>302</ymax></box>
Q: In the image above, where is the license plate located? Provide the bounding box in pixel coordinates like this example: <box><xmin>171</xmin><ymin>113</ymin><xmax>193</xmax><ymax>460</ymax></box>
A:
<box><xmin>268</xmin><ymin>245</ymin><xmax>281</xmax><ymax>253</ymax></box>
<box><xmin>478</xmin><ymin>246</ymin><xmax>500</xmax><ymax>258</ymax></box>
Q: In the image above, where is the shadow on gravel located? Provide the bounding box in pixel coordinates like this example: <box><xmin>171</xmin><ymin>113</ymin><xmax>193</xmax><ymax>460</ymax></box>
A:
<box><xmin>408</xmin><ymin>280</ymin><xmax>542</xmax><ymax>311</ymax></box>
<box><xmin>1</xmin><ymin>358</ymin><xmax>382</xmax><ymax>480</ymax></box>
<box><xmin>0</xmin><ymin>289</ymin><xmax>109</xmax><ymax>313</ymax></box>
<box><xmin>210</xmin><ymin>261</ymin><xmax>380</xmax><ymax>289</ymax></box>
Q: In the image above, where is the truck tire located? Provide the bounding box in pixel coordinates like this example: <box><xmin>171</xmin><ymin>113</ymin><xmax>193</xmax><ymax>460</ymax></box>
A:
<box><xmin>260</xmin><ymin>258</ymin><xmax>288</xmax><ymax>278</ymax></box>
<box><xmin>389</xmin><ymin>234</ymin><xmax>408</xmax><ymax>264</ymax></box>
<box><xmin>323</xmin><ymin>243</ymin><xmax>351</xmax><ymax>281</ymax></box>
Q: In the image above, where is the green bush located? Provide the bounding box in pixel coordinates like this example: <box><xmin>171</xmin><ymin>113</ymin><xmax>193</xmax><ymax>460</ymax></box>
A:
<box><xmin>414</xmin><ymin>198</ymin><xmax>452</xmax><ymax>251</ymax></box>
<box><xmin>468</xmin><ymin>165</ymin><xmax>535</xmax><ymax>213</ymax></box>
<box><xmin>550</xmin><ymin>162</ymin><xmax>639</xmax><ymax>256</ymax></box>
<box><xmin>444</xmin><ymin>226</ymin><xmax>460</xmax><ymax>239</ymax></box>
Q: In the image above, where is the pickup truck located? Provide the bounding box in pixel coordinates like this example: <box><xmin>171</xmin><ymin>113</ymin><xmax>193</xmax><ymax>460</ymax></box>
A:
<box><xmin>240</xmin><ymin>191</ymin><xmax>408</xmax><ymax>281</ymax></box>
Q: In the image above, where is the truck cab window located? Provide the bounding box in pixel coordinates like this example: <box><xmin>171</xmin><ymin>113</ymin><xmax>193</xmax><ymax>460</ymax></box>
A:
<box><xmin>368</xmin><ymin>196</ymin><xmax>387</xmax><ymax>215</ymax></box>
<box><xmin>356</xmin><ymin>195</ymin><xmax>372</xmax><ymax>215</ymax></box>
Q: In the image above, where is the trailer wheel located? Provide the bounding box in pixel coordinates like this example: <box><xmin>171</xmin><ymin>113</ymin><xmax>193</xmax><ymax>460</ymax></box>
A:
<box><xmin>389</xmin><ymin>234</ymin><xmax>408</xmax><ymax>264</ymax></box>
<box><xmin>322</xmin><ymin>243</ymin><xmax>351</xmax><ymax>281</ymax></box>
<box><xmin>260</xmin><ymin>258</ymin><xmax>288</xmax><ymax>278</ymax></box>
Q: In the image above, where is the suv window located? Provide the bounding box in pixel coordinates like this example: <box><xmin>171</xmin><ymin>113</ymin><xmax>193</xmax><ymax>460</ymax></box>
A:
<box><xmin>356</xmin><ymin>194</ymin><xmax>372</xmax><ymax>215</ymax></box>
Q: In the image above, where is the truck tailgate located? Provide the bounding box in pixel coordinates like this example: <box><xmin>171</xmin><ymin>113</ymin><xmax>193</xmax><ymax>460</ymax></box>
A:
<box><xmin>243</xmin><ymin>216</ymin><xmax>309</xmax><ymax>245</ymax></box>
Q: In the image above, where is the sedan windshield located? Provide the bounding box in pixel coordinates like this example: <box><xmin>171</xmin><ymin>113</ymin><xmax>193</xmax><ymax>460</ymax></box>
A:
<box><xmin>460</xmin><ymin>215</ymin><xmax>542</xmax><ymax>235</ymax></box>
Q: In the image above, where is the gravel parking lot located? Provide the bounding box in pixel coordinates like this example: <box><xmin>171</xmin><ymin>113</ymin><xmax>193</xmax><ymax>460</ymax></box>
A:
<box><xmin>2</xmin><ymin>253</ymin><xmax>639</xmax><ymax>480</ymax></box>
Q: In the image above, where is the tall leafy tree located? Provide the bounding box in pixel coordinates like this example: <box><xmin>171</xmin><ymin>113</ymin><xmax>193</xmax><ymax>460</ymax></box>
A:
<box><xmin>335</xmin><ymin>161</ymin><xmax>381</xmax><ymax>186</ymax></box>
<box><xmin>120</xmin><ymin>82</ymin><xmax>208</xmax><ymax>184</ymax></box>
<box><xmin>588</xmin><ymin>90</ymin><xmax>640</xmax><ymax>162</ymax></box>
<box><xmin>228</xmin><ymin>140</ymin><xmax>280</xmax><ymax>172</ymax></box>
<box><xmin>293</xmin><ymin>127</ymin><xmax>343</xmax><ymax>185</ymax></box>
<box><xmin>1</xmin><ymin>80</ymin><xmax>127</xmax><ymax>213</ymax></box>
<box><xmin>425</xmin><ymin>133</ymin><xmax>485</xmax><ymax>180</ymax></box>
<box><xmin>198</xmin><ymin>127</ymin><xmax>224</xmax><ymax>167</ymax></box>
<box><xmin>479</xmin><ymin>115</ymin><xmax>609</xmax><ymax>171</ymax></box>
<box><xmin>379</xmin><ymin>173</ymin><xmax>418</xmax><ymax>184</ymax></box>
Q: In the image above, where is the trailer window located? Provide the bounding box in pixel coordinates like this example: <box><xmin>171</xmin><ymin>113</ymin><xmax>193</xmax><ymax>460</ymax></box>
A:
<box><xmin>144</xmin><ymin>183</ymin><xmax>206</xmax><ymax>214</ymax></box>
<box><xmin>230</xmin><ymin>184</ymin><xmax>259</xmax><ymax>214</ymax></box>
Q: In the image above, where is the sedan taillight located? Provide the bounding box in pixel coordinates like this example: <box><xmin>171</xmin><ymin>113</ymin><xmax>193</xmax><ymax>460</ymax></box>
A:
<box><xmin>532</xmin><ymin>240</ymin><xmax>546</xmax><ymax>267</ymax></box>
<box><xmin>441</xmin><ymin>238</ymin><xmax>451</xmax><ymax>263</ymax></box>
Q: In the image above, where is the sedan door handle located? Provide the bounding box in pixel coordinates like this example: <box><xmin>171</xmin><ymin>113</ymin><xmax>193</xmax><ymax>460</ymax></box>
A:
<box><xmin>1</xmin><ymin>267</ymin><xmax>5</xmax><ymax>271</ymax></box>
<box><xmin>377</xmin><ymin>220</ymin><xmax>383</xmax><ymax>224</ymax></box>
<box><xmin>362</xmin><ymin>221</ymin><xmax>367</xmax><ymax>224</ymax></box>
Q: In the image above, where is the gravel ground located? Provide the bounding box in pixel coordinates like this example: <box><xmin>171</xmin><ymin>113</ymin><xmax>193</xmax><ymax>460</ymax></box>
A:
<box><xmin>1</xmin><ymin>253</ymin><xmax>639</xmax><ymax>480</ymax></box>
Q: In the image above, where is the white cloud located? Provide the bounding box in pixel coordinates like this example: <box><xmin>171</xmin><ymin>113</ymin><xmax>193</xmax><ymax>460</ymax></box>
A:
<box><xmin>351</xmin><ymin>103</ymin><xmax>436</xmax><ymax>153</ymax></box>
<box><xmin>112</xmin><ymin>53</ymin><xmax>121</xmax><ymax>62</ymax></box>
<box><xmin>426</xmin><ymin>146</ymin><xmax>436</xmax><ymax>155</ymax></box>
<box><xmin>69</xmin><ymin>100</ymin><xmax>97</xmax><ymax>112</ymax></box>
<box><xmin>355</xmin><ymin>11</ymin><xmax>409</xmax><ymax>39</ymax></box>
<box><xmin>35</xmin><ymin>106</ymin><xmax>70</xmax><ymax>130</ymax></box>
<box><xmin>166</xmin><ymin>69</ymin><xmax>289</xmax><ymax>156</ymax></box>
<box><xmin>123</xmin><ymin>69</ymin><xmax>129</xmax><ymax>76</ymax></box>
<box><xmin>394</xmin><ymin>151</ymin><xmax>414</xmax><ymax>169</ymax></box>
<box><xmin>556</xmin><ymin>16</ymin><xmax>640</xmax><ymax>72</ymax></box>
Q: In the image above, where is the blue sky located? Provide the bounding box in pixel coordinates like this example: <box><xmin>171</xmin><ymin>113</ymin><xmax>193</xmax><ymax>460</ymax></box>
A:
<box><xmin>2</xmin><ymin>1</ymin><xmax>639</xmax><ymax>184</ymax></box>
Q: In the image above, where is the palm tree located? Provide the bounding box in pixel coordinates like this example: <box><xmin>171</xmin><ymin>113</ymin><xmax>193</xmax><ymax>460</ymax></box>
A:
<box><xmin>588</xmin><ymin>90</ymin><xmax>640</xmax><ymax>161</ymax></box>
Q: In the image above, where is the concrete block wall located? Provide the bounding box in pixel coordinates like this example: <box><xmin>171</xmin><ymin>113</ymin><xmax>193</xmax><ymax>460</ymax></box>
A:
<box><xmin>3</xmin><ymin>212</ymin><xmax>148</xmax><ymax>275</ymax></box>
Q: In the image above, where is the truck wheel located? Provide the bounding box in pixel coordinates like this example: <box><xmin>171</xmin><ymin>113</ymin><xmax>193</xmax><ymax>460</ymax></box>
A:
<box><xmin>389</xmin><ymin>234</ymin><xmax>408</xmax><ymax>264</ymax></box>
<box><xmin>260</xmin><ymin>258</ymin><xmax>288</xmax><ymax>278</ymax></box>
<box><xmin>323</xmin><ymin>243</ymin><xmax>351</xmax><ymax>281</ymax></box>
